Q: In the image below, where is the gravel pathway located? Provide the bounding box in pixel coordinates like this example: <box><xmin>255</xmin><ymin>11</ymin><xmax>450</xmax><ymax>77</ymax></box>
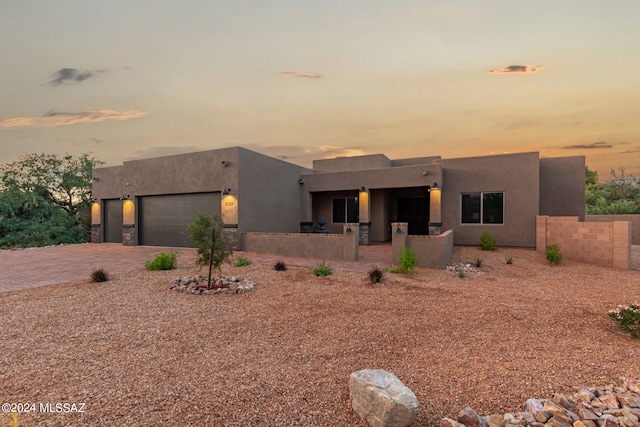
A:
<box><xmin>1</xmin><ymin>247</ymin><xmax>639</xmax><ymax>426</ymax></box>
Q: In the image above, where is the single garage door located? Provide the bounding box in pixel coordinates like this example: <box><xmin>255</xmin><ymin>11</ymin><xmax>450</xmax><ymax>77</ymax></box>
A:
<box><xmin>138</xmin><ymin>193</ymin><xmax>221</xmax><ymax>247</ymax></box>
<box><xmin>104</xmin><ymin>199</ymin><xmax>123</xmax><ymax>243</ymax></box>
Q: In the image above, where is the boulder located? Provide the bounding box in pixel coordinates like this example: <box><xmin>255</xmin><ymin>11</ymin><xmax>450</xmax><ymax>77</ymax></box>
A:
<box><xmin>349</xmin><ymin>369</ymin><xmax>418</xmax><ymax>427</ymax></box>
<box><xmin>457</xmin><ymin>407</ymin><xmax>485</xmax><ymax>427</ymax></box>
<box><xmin>440</xmin><ymin>418</ymin><xmax>465</xmax><ymax>427</ymax></box>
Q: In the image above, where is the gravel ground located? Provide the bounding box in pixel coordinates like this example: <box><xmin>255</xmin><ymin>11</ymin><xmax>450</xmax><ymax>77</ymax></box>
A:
<box><xmin>1</xmin><ymin>247</ymin><xmax>639</xmax><ymax>426</ymax></box>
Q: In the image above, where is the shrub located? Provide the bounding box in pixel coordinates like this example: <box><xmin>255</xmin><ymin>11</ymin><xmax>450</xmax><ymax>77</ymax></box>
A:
<box><xmin>390</xmin><ymin>247</ymin><xmax>417</xmax><ymax>274</ymax></box>
<box><xmin>545</xmin><ymin>244</ymin><xmax>563</xmax><ymax>266</ymax></box>
<box><xmin>609</xmin><ymin>303</ymin><xmax>640</xmax><ymax>338</ymax></box>
<box><xmin>368</xmin><ymin>266</ymin><xmax>384</xmax><ymax>284</ymax></box>
<box><xmin>456</xmin><ymin>267</ymin><xmax>466</xmax><ymax>278</ymax></box>
<box><xmin>145</xmin><ymin>251</ymin><xmax>177</xmax><ymax>270</ymax></box>
<box><xmin>480</xmin><ymin>231</ymin><xmax>497</xmax><ymax>251</ymax></box>
<box><xmin>90</xmin><ymin>268</ymin><xmax>110</xmax><ymax>282</ymax></box>
<box><xmin>506</xmin><ymin>256</ymin><xmax>513</xmax><ymax>265</ymax></box>
<box><xmin>274</xmin><ymin>261</ymin><xmax>287</xmax><ymax>271</ymax></box>
<box><xmin>234</xmin><ymin>256</ymin><xmax>252</xmax><ymax>267</ymax></box>
<box><xmin>311</xmin><ymin>261</ymin><xmax>332</xmax><ymax>277</ymax></box>
<box><xmin>475</xmin><ymin>257</ymin><xmax>483</xmax><ymax>268</ymax></box>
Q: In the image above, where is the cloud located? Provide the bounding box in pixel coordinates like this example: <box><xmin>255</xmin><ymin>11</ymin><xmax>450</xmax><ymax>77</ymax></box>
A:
<box><xmin>49</xmin><ymin>68</ymin><xmax>94</xmax><ymax>86</ymax></box>
<box><xmin>280</xmin><ymin>71</ymin><xmax>322</xmax><ymax>79</ymax></box>
<box><xmin>89</xmin><ymin>137</ymin><xmax>105</xmax><ymax>144</ymax></box>
<box><xmin>488</xmin><ymin>65</ymin><xmax>545</xmax><ymax>75</ymax></box>
<box><xmin>125</xmin><ymin>145</ymin><xmax>203</xmax><ymax>161</ymax></box>
<box><xmin>561</xmin><ymin>142</ymin><xmax>613</xmax><ymax>149</ymax></box>
<box><xmin>0</xmin><ymin>110</ymin><xmax>147</xmax><ymax>129</ymax></box>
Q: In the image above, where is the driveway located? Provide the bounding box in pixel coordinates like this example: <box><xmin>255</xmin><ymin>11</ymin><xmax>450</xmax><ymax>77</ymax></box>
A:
<box><xmin>0</xmin><ymin>244</ymin><xmax>196</xmax><ymax>294</ymax></box>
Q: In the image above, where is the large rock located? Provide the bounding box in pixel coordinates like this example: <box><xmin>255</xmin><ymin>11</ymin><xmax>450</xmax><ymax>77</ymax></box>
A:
<box><xmin>349</xmin><ymin>369</ymin><xmax>418</xmax><ymax>427</ymax></box>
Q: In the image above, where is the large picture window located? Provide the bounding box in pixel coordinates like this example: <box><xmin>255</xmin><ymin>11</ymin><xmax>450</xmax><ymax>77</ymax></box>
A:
<box><xmin>461</xmin><ymin>192</ymin><xmax>504</xmax><ymax>224</ymax></box>
<box><xmin>332</xmin><ymin>197</ymin><xmax>359</xmax><ymax>223</ymax></box>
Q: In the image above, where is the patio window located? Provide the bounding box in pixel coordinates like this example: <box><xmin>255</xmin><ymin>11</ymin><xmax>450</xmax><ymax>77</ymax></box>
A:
<box><xmin>332</xmin><ymin>197</ymin><xmax>359</xmax><ymax>223</ymax></box>
<box><xmin>461</xmin><ymin>192</ymin><xmax>504</xmax><ymax>224</ymax></box>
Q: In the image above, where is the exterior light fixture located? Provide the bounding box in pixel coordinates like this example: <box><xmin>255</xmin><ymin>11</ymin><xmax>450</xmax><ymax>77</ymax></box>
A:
<box><xmin>395</xmin><ymin>227</ymin><xmax>402</xmax><ymax>233</ymax></box>
<box><xmin>90</xmin><ymin>197</ymin><xmax>97</xmax><ymax>202</ymax></box>
<box><xmin>432</xmin><ymin>182</ymin><xmax>439</xmax><ymax>189</ymax></box>
<box><xmin>345</xmin><ymin>226</ymin><xmax>352</xmax><ymax>233</ymax></box>
<box><xmin>221</xmin><ymin>161</ymin><xmax>230</xmax><ymax>166</ymax></box>
<box><xmin>120</xmin><ymin>194</ymin><xmax>130</xmax><ymax>201</ymax></box>
<box><xmin>222</xmin><ymin>187</ymin><xmax>231</xmax><ymax>195</ymax></box>
<box><xmin>298</xmin><ymin>178</ymin><xmax>304</xmax><ymax>184</ymax></box>
<box><xmin>422</xmin><ymin>170</ymin><xmax>428</xmax><ymax>176</ymax></box>
<box><xmin>361</xmin><ymin>186</ymin><xmax>366</xmax><ymax>191</ymax></box>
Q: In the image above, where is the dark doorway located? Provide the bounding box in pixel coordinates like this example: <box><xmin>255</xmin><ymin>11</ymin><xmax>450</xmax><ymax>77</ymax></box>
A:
<box><xmin>104</xmin><ymin>199</ymin><xmax>123</xmax><ymax>243</ymax></box>
<box><xmin>397</xmin><ymin>197</ymin><xmax>429</xmax><ymax>235</ymax></box>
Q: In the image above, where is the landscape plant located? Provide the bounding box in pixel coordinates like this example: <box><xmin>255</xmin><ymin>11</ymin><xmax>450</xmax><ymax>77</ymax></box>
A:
<box><xmin>608</xmin><ymin>303</ymin><xmax>640</xmax><ymax>338</ymax></box>
<box><xmin>390</xmin><ymin>247</ymin><xmax>417</xmax><ymax>274</ymax></box>
<box><xmin>187</xmin><ymin>211</ymin><xmax>232</xmax><ymax>289</ymax></box>
<box><xmin>506</xmin><ymin>256</ymin><xmax>514</xmax><ymax>265</ymax></box>
<box><xmin>545</xmin><ymin>244</ymin><xmax>563</xmax><ymax>266</ymax></box>
<box><xmin>90</xmin><ymin>268</ymin><xmax>110</xmax><ymax>282</ymax></box>
<box><xmin>480</xmin><ymin>231</ymin><xmax>497</xmax><ymax>251</ymax></box>
<box><xmin>145</xmin><ymin>251</ymin><xmax>177</xmax><ymax>270</ymax></box>
<box><xmin>475</xmin><ymin>257</ymin><xmax>483</xmax><ymax>268</ymax></box>
<box><xmin>311</xmin><ymin>261</ymin><xmax>332</xmax><ymax>277</ymax></box>
<box><xmin>368</xmin><ymin>266</ymin><xmax>384</xmax><ymax>283</ymax></box>
<box><xmin>234</xmin><ymin>256</ymin><xmax>252</xmax><ymax>267</ymax></box>
<box><xmin>274</xmin><ymin>261</ymin><xmax>287</xmax><ymax>271</ymax></box>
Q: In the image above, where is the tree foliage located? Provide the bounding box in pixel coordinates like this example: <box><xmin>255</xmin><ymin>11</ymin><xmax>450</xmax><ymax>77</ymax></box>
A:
<box><xmin>187</xmin><ymin>211</ymin><xmax>233</xmax><ymax>288</ymax></box>
<box><xmin>585</xmin><ymin>166</ymin><xmax>640</xmax><ymax>214</ymax></box>
<box><xmin>0</xmin><ymin>153</ymin><xmax>102</xmax><ymax>249</ymax></box>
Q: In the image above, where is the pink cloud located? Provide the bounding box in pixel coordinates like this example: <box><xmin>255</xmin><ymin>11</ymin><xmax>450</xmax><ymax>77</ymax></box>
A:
<box><xmin>488</xmin><ymin>65</ymin><xmax>545</xmax><ymax>75</ymax></box>
<box><xmin>280</xmin><ymin>71</ymin><xmax>322</xmax><ymax>79</ymax></box>
<box><xmin>0</xmin><ymin>110</ymin><xmax>147</xmax><ymax>129</ymax></box>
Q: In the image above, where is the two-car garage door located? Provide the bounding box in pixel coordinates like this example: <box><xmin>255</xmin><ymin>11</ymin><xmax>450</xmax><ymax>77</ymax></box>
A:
<box><xmin>138</xmin><ymin>193</ymin><xmax>220</xmax><ymax>247</ymax></box>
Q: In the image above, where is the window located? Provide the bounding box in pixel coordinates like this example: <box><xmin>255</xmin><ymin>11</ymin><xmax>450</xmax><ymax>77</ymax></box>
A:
<box><xmin>461</xmin><ymin>192</ymin><xmax>503</xmax><ymax>224</ymax></box>
<box><xmin>332</xmin><ymin>197</ymin><xmax>359</xmax><ymax>223</ymax></box>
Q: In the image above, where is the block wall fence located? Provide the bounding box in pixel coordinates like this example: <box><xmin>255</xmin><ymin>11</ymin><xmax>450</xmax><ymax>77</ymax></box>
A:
<box><xmin>536</xmin><ymin>216</ymin><xmax>631</xmax><ymax>270</ymax></box>
<box><xmin>586</xmin><ymin>214</ymin><xmax>640</xmax><ymax>245</ymax></box>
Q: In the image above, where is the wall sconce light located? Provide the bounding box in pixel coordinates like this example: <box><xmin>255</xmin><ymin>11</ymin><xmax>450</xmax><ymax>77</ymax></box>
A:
<box><xmin>92</xmin><ymin>177</ymin><xmax>100</xmax><ymax>182</ymax></box>
<box><xmin>360</xmin><ymin>186</ymin><xmax>366</xmax><ymax>192</ymax></box>
<box><xmin>298</xmin><ymin>178</ymin><xmax>304</xmax><ymax>184</ymax></box>
<box><xmin>221</xmin><ymin>160</ymin><xmax>230</xmax><ymax>167</ymax></box>
<box><xmin>432</xmin><ymin>182</ymin><xmax>439</xmax><ymax>190</ymax></box>
<box><xmin>395</xmin><ymin>227</ymin><xmax>402</xmax><ymax>233</ymax></box>
<box><xmin>422</xmin><ymin>170</ymin><xmax>428</xmax><ymax>176</ymax></box>
<box><xmin>345</xmin><ymin>226</ymin><xmax>352</xmax><ymax>233</ymax></box>
<box><xmin>120</xmin><ymin>194</ymin><xmax>130</xmax><ymax>201</ymax></box>
<box><xmin>222</xmin><ymin>187</ymin><xmax>231</xmax><ymax>195</ymax></box>
<box><xmin>90</xmin><ymin>197</ymin><xmax>97</xmax><ymax>202</ymax></box>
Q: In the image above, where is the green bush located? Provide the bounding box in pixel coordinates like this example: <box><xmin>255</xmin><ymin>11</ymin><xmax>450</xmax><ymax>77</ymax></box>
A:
<box><xmin>90</xmin><ymin>268</ymin><xmax>110</xmax><ymax>282</ymax></box>
<box><xmin>545</xmin><ymin>244</ymin><xmax>563</xmax><ymax>266</ymax></box>
<box><xmin>274</xmin><ymin>261</ymin><xmax>287</xmax><ymax>271</ymax></box>
<box><xmin>234</xmin><ymin>256</ymin><xmax>252</xmax><ymax>267</ymax></box>
<box><xmin>368</xmin><ymin>266</ymin><xmax>384</xmax><ymax>283</ymax></box>
<box><xmin>457</xmin><ymin>267</ymin><xmax>466</xmax><ymax>279</ymax></box>
<box><xmin>480</xmin><ymin>231</ymin><xmax>497</xmax><ymax>251</ymax></box>
<box><xmin>475</xmin><ymin>257</ymin><xmax>483</xmax><ymax>268</ymax></box>
<box><xmin>390</xmin><ymin>247</ymin><xmax>417</xmax><ymax>275</ymax></box>
<box><xmin>145</xmin><ymin>251</ymin><xmax>177</xmax><ymax>270</ymax></box>
<box><xmin>609</xmin><ymin>303</ymin><xmax>640</xmax><ymax>338</ymax></box>
<box><xmin>311</xmin><ymin>261</ymin><xmax>332</xmax><ymax>277</ymax></box>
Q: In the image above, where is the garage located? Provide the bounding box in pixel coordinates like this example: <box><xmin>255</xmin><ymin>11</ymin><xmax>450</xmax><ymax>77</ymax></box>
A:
<box><xmin>103</xmin><ymin>199</ymin><xmax>123</xmax><ymax>243</ymax></box>
<box><xmin>138</xmin><ymin>193</ymin><xmax>221</xmax><ymax>247</ymax></box>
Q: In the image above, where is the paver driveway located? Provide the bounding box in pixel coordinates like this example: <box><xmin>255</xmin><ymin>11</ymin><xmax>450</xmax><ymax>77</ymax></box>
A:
<box><xmin>0</xmin><ymin>243</ymin><xmax>394</xmax><ymax>294</ymax></box>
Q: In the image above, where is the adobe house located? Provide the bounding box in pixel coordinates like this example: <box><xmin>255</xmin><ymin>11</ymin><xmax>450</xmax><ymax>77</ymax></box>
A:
<box><xmin>90</xmin><ymin>147</ymin><xmax>585</xmax><ymax>249</ymax></box>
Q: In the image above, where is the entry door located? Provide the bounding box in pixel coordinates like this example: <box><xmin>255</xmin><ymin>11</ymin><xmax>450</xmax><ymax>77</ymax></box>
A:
<box><xmin>398</xmin><ymin>197</ymin><xmax>429</xmax><ymax>235</ymax></box>
<box><xmin>103</xmin><ymin>199</ymin><xmax>123</xmax><ymax>243</ymax></box>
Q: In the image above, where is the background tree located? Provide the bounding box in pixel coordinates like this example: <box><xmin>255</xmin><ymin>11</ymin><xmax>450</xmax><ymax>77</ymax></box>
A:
<box><xmin>585</xmin><ymin>166</ymin><xmax>640</xmax><ymax>214</ymax></box>
<box><xmin>186</xmin><ymin>211</ymin><xmax>233</xmax><ymax>289</ymax></box>
<box><xmin>0</xmin><ymin>153</ymin><xmax>103</xmax><ymax>248</ymax></box>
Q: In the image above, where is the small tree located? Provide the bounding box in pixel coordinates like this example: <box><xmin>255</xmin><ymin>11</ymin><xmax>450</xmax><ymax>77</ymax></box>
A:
<box><xmin>186</xmin><ymin>211</ymin><xmax>232</xmax><ymax>289</ymax></box>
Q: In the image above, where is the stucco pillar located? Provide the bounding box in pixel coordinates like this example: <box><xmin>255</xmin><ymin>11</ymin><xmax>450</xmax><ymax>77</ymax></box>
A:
<box><xmin>391</xmin><ymin>222</ymin><xmax>408</xmax><ymax>265</ymax></box>
<box><xmin>122</xmin><ymin>199</ymin><xmax>136</xmax><ymax>246</ymax></box>
<box><xmin>428</xmin><ymin>184</ymin><xmax>442</xmax><ymax>236</ymax></box>
<box><xmin>300</xmin><ymin>188</ymin><xmax>313</xmax><ymax>232</ymax></box>
<box><xmin>91</xmin><ymin>201</ymin><xmax>102</xmax><ymax>243</ymax></box>
<box><xmin>359</xmin><ymin>188</ymin><xmax>371</xmax><ymax>245</ymax></box>
<box><xmin>221</xmin><ymin>194</ymin><xmax>239</xmax><ymax>250</ymax></box>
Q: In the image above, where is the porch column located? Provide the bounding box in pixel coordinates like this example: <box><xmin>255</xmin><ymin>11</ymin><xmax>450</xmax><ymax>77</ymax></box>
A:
<box><xmin>359</xmin><ymin>188</ymin><xmax>371</xmax><ymax>245</ymax></box>
<box><xmin>122</xmin><ymin>198</ymin><xmax>136</xmax><ymax>246</ymax></box>
<box><xmin>91</xmin><ymin>200</ymin><xmax>102</xmax><ymax>243</ymax></box>
<box><xmin>428</xmin><ymin>183</ymin><xmax>442</xmax><ymax>236</ymax></box>
<box><xmin>221</xmin><ymin>192</ymin><xmax>239</xmax><ymax>250</ymax></box>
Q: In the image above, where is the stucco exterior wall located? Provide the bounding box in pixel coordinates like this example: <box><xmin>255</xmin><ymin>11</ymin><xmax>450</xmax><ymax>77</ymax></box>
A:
<box><xmin>586</xmin><ymin>214</ymin><xmax>640</xmax><ymax>244</ymax></box>
<box><xmin>236</xmin><ymin>148</ymin><xmax>311</xmax><ymax>238</ymax></box>
<box><xmin>313</xmin><ymin>154</ymin><xmax>391</xmax><ymax>172</ymax></box>
<box><xmin>441</xmin><ymin>152</ymin><xmax>540</xmax><ymax>247</ymax></box>
<box><xmin>311</xmin><ymin>190</ymin><xmax>359</xmax><ymax>234</ymax></box>
<box><xmin>536</xmin><ymin>216</ymin><xmax>631</xmax><ymax>270</ymax></box>
<box><xmin>539</xmin><ymin>156</ymin><xmax>586</xmax><ymax>220</ymax></box>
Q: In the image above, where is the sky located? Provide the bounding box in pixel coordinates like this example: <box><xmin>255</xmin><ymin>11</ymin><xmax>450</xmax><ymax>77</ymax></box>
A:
<box><xmin>1</xmin><ymin>0</ymin><xmax>639</xmax><ymax>178</ymax></box>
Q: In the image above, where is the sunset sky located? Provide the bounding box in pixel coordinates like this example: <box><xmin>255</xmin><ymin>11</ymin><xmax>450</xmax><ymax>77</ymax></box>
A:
<box><xmin>1</xmin><ymin>1</ymin><xmax>639</xmax><ymax>177</ymax></box>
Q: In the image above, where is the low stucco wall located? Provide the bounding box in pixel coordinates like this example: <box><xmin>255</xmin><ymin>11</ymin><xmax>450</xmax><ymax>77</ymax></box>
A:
<box><xmin>391</xmin><ymin>222</ymin><xmax>454</xmax><ymax>269</ymax></box>
<box><xmin>536</xmin><ymin>216</ymin><xmax>631</xmax><ymax>270</ymax></box>
<box><xmin>240</xmin><ymin>224</ymin><xmax>359</xmax><ymax>261</ymax></box>
<box><xmin>586</xmin><ymin>214</ymin><xmax>639</xmax><ymax>245</ymax></box>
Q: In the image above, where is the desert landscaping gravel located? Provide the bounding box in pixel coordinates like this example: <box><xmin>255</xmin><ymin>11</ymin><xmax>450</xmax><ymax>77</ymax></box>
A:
<box><xmin>1</xmin><ymin>246</ymin><xmax>639</xmax><ymax>426</ymax></box>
